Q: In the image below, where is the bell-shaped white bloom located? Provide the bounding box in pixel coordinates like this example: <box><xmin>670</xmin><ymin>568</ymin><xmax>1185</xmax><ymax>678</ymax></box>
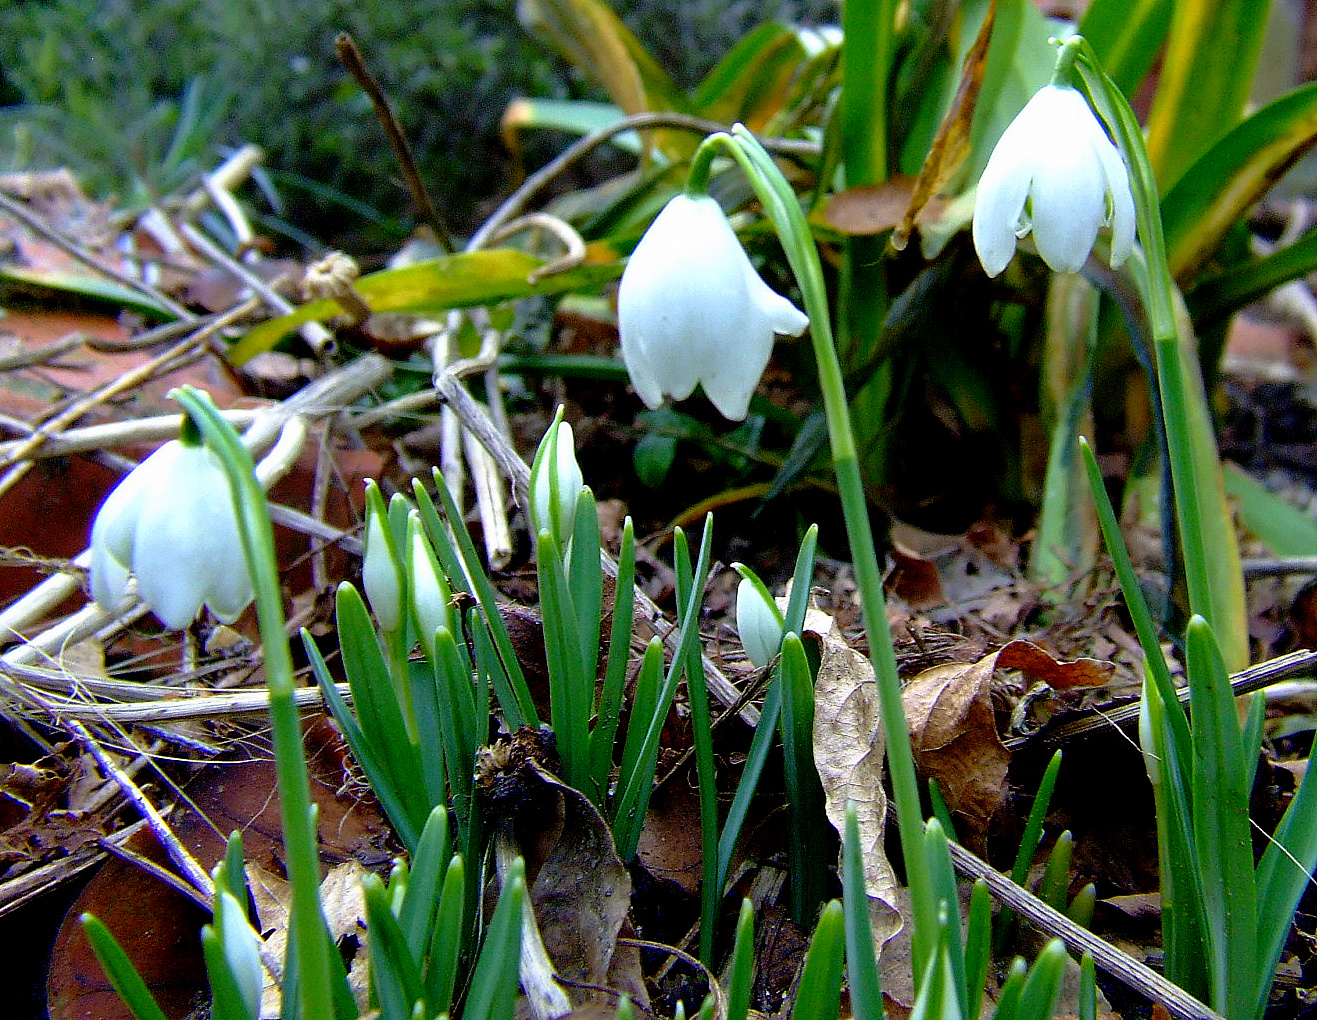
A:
<box><xmin>618</xmin><ymin>193</ymin><xmax>809</xmax><ymax>421</ymax></box>
<box><xmin>214</xmin><ymin>889</ymin><xmax>264</xmax><ymax>1020</ymax></box>
<box><xmin>736</xmin><ymin>575</ymin><xmax>785</xmax><ymax>669</ymax></box>
<box><xmin>90</xmin><ymin>440</ymin><xmax>253</xmax><ymax>630</ymax></box>
<box><xmin>529</xmin><ymin>417</ymin><xmax>583</xmax><ymax>549</ymax></box>
<box><xmin>972</xmin><ymin>84</ymin><xmax>1135</xmax><ymax>278</ymax></box>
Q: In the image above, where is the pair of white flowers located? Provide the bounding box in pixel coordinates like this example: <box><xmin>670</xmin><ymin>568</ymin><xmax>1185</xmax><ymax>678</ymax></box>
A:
<box><xmin>617</xmin><ymin>84</ymin><xmax>1135</xmax><ymax>418</ymax></box>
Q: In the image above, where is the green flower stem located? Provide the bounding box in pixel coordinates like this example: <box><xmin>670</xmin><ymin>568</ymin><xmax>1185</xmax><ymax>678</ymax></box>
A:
<box><xmin>688</xmin><ymin>129</ymin><xmax>936</xmax><ymax>977</ymax></box>
<box><xmin>1067</xmin><ymin>37</ymin><xmax>1246</xmax><ymax>669</ymax></box>
<box><xmin>173</xmin><ymin>386</ymin><xmax>335</xmax><ymax>1020</ymax></box>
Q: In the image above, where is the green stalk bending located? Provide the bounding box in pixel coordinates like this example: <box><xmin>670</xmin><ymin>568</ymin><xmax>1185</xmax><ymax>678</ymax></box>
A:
<box><xmin>687</xmin><ymin>128</ymin><xmax>937</xmax><ymax>978</ymax></box>
<box><xmin>174</xmin><ymin>386</ymin><xmax>337</xmax><ymax>1020</ymax></box>
<box><xmin>1066</xmin><ymin>37</ymin><xmax>1247</xmax><ymax>669</ymax></box>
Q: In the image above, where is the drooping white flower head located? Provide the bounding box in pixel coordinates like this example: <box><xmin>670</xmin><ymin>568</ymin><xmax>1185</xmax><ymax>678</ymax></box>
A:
<box><xmin>735</xmin><ymin>574</ymin><xmax>785</xmax><ymax>669</ymax></box>
<box><xmin>618</xmin><ymin>193</ymin><xmax>809</xmax><ymax>421</ymax></box>
<box><xmin>90</xmin><ymin>439</ymin><xmax>254</xmax><ymax>630</ymax></box>
<box><xmin>972</xmin><ymin>84</ymin><xmax>1135</xmax><ymax>278</ymax></box>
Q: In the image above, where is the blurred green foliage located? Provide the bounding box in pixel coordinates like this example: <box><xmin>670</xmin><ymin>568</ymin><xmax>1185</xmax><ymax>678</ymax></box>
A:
<box><xmin>0</xmin><ymin>0</ymin><xmax>834</xmax><ymax>246</ymax></box>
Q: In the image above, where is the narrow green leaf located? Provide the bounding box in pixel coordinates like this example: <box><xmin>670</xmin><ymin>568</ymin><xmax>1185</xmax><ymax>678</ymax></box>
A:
<box><xmin>726</xmin><ymin>899</ymin><xmax>757</xmax><ymax>1020</ymax></box>
<box><xmin>424</xmin><ymin>856</ymin><xmax>467</xmax><ymax>1015</ymax></box>
<box><xmin>230</xmin><ymin>251</ymin><xmax>623</xmax><ymax>364</ymax></box>
<box><xmin>716</xmin><ymin>677</ymin><xmax>782</xmax><ymax>891</ymax></box>
<box><xmin>363</xmin><ymin>873</ymin><xmax>426</xmax><ymax>1020</ymax></box>
<box><xmin>302</xmin><ymin>628</ymin><xmax>424</xmax><ymax>850</ymax></box>
<box><xmin>80</xmin><ymin>915</ymin><xmax>170</xmax><ymax>1020</ymax></box>
<box><xmin>399</xmin><ymin>807</ymin><xmax>450</xmax><ymax>958</ymax></box>
<box><xmin>465</xmin><ymin>858</ymin><xmax>524</xmax><ymax>1020</ymax></box>
<box><xmin>1253</xmin><ymin>742</ymin><xmax>1317</xmax><ymax>1020</ymax></box>
<box><xmin>1223</xmin><ymin>463</ymin><xmax>1317</xmax><ymax>558</ymax></box>
<box><xmin>1078</xmin><ymin>0</ymin><xmax>1173</xmax><ymax>98</ymax></box>
<box><xmin>791</xmin><ymin>900</ymin><xmax>845</xmax><ymax>1020</ymax></box>
<box><xmin>1079</xmin><ymin>953</ymin><xmax>1098</xmax><ymax>1020</ymax></box>
<box><xmin>418</xmin><ymin>475</ymin><xmax>538</xmax><ymax>727</ymax></box>
<box><xmin>612</xmin><ymin>639</ymin><xmax>665</xmax><ymax>859</ymax></box>
<box><xmin>335</xmin><ymin>583</ymin><xmax>425</xmax><ymax>801</ymax></box>
<box><xmin>674</xmin><ymin>525</ymin><xmax>721</xmax><ymax>965</ymax></box>
<box><xmin>1079</xmin><ymin>439</ymin><xmax>1193</xmax><ymax>770</ymax></box>
<box><xmin>1164</xmin><ymin>81</ymin><xmax>1317</xmax><ymax>279</ymax></box>
<box><xmin>1016</xmin><ymin>940</ymin><xmax>1068</xmax><ymax>1020</ymax></box>
<box><xmin>1188</xmin><ymin>222</ymin><xmax>1317</xmax><ymax>327</ymax></box>
<box><xmin>1041</xmin><ymin>831</ymin><xmax>1073</xmax><ymax>913</ymax></box>
<box><xmin>1144</xmin><ymin>0</ymin><xmax>1272</xmax><ymax>189</ymax></box>
<box><xmin>591</xmin><ymin>516</ymin><xmax>636</xmax><ymax>803</ymax></box>
<box><xmin>538</xmin><ymin>528</ymin><xmax>590</xmax><ymax>789</ymax></box>
<box><xmin>843</xmin><ymin>802</ymin><xmax>883</xmax><ymax>1020</ymax></box>
<box><xmin>612</xmin><ymin>525</ymin><xmax>714</xmax><ymax>860</ymax></box>
<box><xmin>991</xmin><ymin>958</ymin><xmax>1028</xmax><ymax>1020</ymax></box>
<box><xmin>201</xmin><ymin>925</ymin><xmax>256</xmax><ymax>1020</ymax></box>
<box><xmin>780</xmin><ymin>634</ymin><xmax>826</xmax><ymax>926</ymax></box>
<box><xmin>567</xmin><ymin>488</ymin><xmax>604</xmax><ymax>710</ymax></box>
<box><xmin>923</xmin><ymin>820</ymin><xmax>967</xmax><ymax>1019</ymax></box>
<box><xmin>964</xmin><ymin>881</ymin><xmax>992</xmax><ymax>1020</ymax></box>
<box><xmin>1186</xmin><ymin>615</ymin><xmax>1257</xmax><ymax>1016</ymax></box>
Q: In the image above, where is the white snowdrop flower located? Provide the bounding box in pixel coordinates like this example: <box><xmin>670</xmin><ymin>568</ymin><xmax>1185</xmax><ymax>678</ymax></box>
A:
<box><xmin>972</xmin><ymin>84</ymin><xmax>1135</xmax><ymax>277</ymax></box>
<box><xmin>736</xmin><ymin>576</ymin><xmax>785</xmax><ymax>669</ymax></box>
<box><xmin>618</xmin><ymin>193</ymin><xmax>809</xmax><ymax>421</ymax></box>
<box><xmin>90</xmin><ymin>440</ymin><xmax>253</xmax><ymax>630</ymax></box>
<box><xmin>529</xmin><ymin>417</ymin><xmax>583</xmax><ymax>548</ymax></box>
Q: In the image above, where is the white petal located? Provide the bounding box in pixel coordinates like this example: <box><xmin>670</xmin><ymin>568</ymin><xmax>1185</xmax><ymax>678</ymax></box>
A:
<box><xmin>1028</xmin><ymin>139</ymin><xmax>1107</xmax><ymax>273</ymax></box>
<box><xmin>736</xmin><ymin>578</ymin><xmax>783</xmax><ymax>669</ymax></box>
<box><xmin>1097</xmin><ymin>139</ymin><xmax>1136</xmax><ymax>267</ymax></box>
<box><xmin>92</xmin><ymin>442</ymin><xmax>183</xmax><ymax>565</ymax></box>
<box><xmin>132</xmin><ymin>506</ymin><xmax>208</xmax><ymax>629</ymax></box>
<box><xmin>973</xmin><ymin>133</ymin><xmax>1034</xmax><ymax>277</ymax></box>
<box><xmin>89</xmin><ymin>537</ymin><xmax>131</xmax><ymax>614</ymax></box>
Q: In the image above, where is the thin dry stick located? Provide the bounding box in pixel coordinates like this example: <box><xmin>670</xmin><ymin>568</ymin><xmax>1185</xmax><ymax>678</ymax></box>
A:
<box><xmin>66</xmin><ymin>719</ymin><xmax>212</xmax><ymax>898</ymax></box>
<box><xmin>432</xmin><ymin>370</ymin><xmax>758</xmax><ymax>724</ymax></box>
<box><xmin>0</xmin><ymin>296</ymin><xmax>259</xmax><ymax>472</ymax></box>
<box><xmin>335</xmin><ymin>31</ymin><xmax>456</xmax><ymax>255</ymax></box>
<box><xmin>0</xmin><ymin>188</ymin><xmax>196</xmax><ymax>321</ymax></box>
<box><xmin>945</xmin><ymin>837</ymin><xmax>1224</xmax><ymax>1020</ymax></box>
<box><xmin>470</xmin><ymin>110</ymin><xmax>820</xmax><ymax>251</ymax></box>
<box><xmin>0</xmin><ymin>336</ymin><xmax>204</xmax><ymax>500</ymax></box>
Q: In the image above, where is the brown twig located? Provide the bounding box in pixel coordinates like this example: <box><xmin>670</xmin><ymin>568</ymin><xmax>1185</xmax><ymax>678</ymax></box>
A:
<box><xmin>335</xmin><ymin>32</ymin><xmax>456</xmax><ymax>255</ymax></box>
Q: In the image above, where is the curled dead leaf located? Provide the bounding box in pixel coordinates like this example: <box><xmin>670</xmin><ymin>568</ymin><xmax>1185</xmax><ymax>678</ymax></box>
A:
<box><xmin>903</xmin><ymin>655</ymin><xmax>1009</xmax><ymax>849</ymax></box>
<box><xmin>809</xmin><ymin>615</ymin><xmax>904</xmax><ymax>948</ymax></box>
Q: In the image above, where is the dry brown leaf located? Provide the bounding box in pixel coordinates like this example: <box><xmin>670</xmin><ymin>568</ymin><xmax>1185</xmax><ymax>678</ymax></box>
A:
<box><xmin>903</xmin><ymin>655</ymin><xmax>1009</xmax><ymax>848</ymax></box>
<box><xmin>810</xmin><ymin>616</ymin><xmax>904</xmax><ymax>948</ymax></box>
<box><xmin>891</xmin><ymin>0</ymin><xmax>997</xmax><ymax>250</ymax></box>
<box><xmin>524</xmin><ymin>763</ymin><xmax>648</xmax><ymax>1010</ymax></box>
<box><xmin>996</xmin><ymin>639</ymin><xmax>1116</xmax><ymax>691</ymax></box>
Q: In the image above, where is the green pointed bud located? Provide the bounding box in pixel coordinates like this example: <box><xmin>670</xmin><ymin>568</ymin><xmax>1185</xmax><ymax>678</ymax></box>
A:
<box><xmin>734</xmin><ymin>566</ymin><xmax>785</xmax><ymax>669</ymax></box>
<box><xmin>215</xmin><ymin>889</ymin><xmax>263</xmax><ymax>1020</ymax></box>
<box><xmin>407</xmin><ymin>510</ymin><xmax>452</xmax><ymax>654</ymax></box>
<box><xmin>362</xmin><ymin>479</ymin><xmax>403</xmax><ymax>633</ymax></box>
<box><xmin>529</xmin><ymin>410</ymin><xmax>583</xmax><ymax>549</ymax></box>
